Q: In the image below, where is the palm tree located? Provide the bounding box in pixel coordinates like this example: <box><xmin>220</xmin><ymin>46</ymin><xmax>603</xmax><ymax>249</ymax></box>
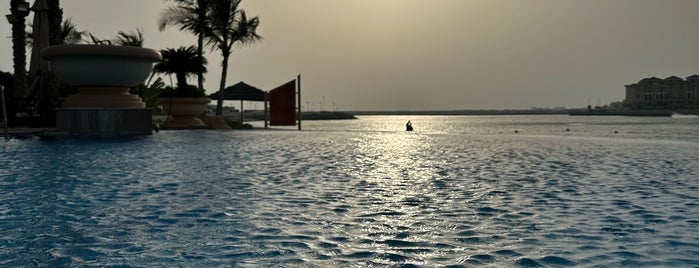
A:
<box><xmin>153</xmin><ymin>46</ymin><xmax>208</xmax><ymax>90</ymax></box>
<box><xmin>158</xmin><ymin>0</ymin><xmax>211</xmax><ymax>91</ymax></box>
<box><xmin>203</xmin><ymin>0</ymin><xmax>261</xmax><ymax>115</ymax></box>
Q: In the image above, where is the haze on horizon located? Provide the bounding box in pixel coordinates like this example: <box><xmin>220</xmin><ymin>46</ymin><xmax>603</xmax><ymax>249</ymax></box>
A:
<box><xmin>1</xmin><ymin>0</ymin><xmax>698</xmax><ymax>111</ymax></box>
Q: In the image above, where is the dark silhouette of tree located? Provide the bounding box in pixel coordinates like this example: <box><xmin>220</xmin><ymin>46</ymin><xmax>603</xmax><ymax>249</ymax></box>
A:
<box><xmin>113</xmin><ymin>29</ymin><xmax>145</xmax><ymax>47</ymax></box>
<box><xmin>27</xmin><ymin>18</ymin><xmax>88</xmax><ymax>47</ymax></box>
<box><xmin>158</xmin><ymin>0</ymin><xmax>211</xmax><ymax>91</ymax></box>
<box><xmin>85</xmin><ymin>29</ymin><xmax>144</xmax><ymax>47</ymax></box>
<box><xmin>47</xmin><ymin>0</ymin><xmax>62</xmax><ymax>46</ymax></box>
<box><xmin>61</xmin><ymin>18</ymin><xmax>88</xmax><ymax>44</ymax></box>
<box><xmin>153</xmin><ymin>46</ymin><xmax>208</xmax><ymax>90</ymax></box>
<box><xmin>9</xmin><ymin>0</ymin><xmax>28</xmax><ymax>98</ymax></box>
<box><xmin>203</xmin><ymin>0</ymin><xmax>261</xmax><ymax>115</ymax></box>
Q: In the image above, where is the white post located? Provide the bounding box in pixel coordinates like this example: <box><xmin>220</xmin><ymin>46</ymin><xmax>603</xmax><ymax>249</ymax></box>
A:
<box><xmin>264</xmin><ymin>92</ymin><xmax>268</xmax><ymax>129</ymax></box>
<box><xmin>297</xmin><ymin>74</ymin><xmax>302</xmax><ymax>130</ymax></box>
<box><xmin>240</xmin><ymin>100</ymin><xmax>244</xmax><ymax>123</ymax></box>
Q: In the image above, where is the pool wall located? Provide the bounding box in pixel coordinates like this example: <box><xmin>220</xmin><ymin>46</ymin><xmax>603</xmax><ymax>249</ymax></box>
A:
<box><xmin>56</xmin><ymin>108</ymin><xmax>152</xmax><ymax>136</ymax></box>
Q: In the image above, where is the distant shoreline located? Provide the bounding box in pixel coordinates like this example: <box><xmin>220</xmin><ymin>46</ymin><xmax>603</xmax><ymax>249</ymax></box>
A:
<box><xmin>348</xmin><ymin>109</ymin><xmax>569</xmax><ymax>116</ymax></box>
<box><xmin>205</xmin><ymin>108</ymin><xmax>699</xmax><ymax>122</ymax></box>
<box><xmin>349</xmin><ymin>109</ymin><xmax>699</xmax><ymax>116</ymax></box>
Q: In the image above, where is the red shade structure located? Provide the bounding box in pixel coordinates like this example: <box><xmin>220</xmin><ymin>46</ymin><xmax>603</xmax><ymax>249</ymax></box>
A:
<box><xmin>206</xmin><ymin>77</ymin><xmax>302</xmax><ymax>129</ymax></box>
<box><xmin>269</xmin><ymin>79</ymin><xmax>297</xmax><ymax>126</ymax></box>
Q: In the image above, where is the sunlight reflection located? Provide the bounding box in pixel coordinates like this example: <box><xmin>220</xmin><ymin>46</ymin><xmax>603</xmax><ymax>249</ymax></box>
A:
<box><xmin>351</xmin><ymin>132</ymin><xmax>437</xmax><ymax>238</ymax></box>
<box><xmin>357</xmin><ymin>132</ymin><xmax>429</xmax><ymax>184</ymax></box>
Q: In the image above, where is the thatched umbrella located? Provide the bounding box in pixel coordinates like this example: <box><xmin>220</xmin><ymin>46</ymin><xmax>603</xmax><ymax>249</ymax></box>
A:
<box><xmin>208</xmin><ymin>81</ymin><xmax>266</xmax><ymax>101</ymax></box>
<box><xmin>209</xmin><ymin>81</ymin><xmax>267</xmax><ymax>123</ymax></box>
<box><xmin>28</xmin><ymin>0</ymin><xmax>54</xmax><ymax>126</ymax></box>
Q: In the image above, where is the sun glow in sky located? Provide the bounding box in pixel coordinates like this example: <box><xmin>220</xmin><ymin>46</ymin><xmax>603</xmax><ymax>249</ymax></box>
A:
<box><xmin>1</xmin><ymin>0</ymin><xmax>698</xmax><ymax>111</ymax></box>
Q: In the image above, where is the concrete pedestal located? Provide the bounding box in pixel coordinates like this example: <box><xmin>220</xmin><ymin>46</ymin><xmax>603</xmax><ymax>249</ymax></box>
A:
<box><xmin>56</xmin><ymin>108</ymin><xmax>152</xmax><ymax>136</ymax></box>
<box><xmin>61</xmin><ymin>87</ymin><xmax>146</xmax><ymax>108</ymax></box>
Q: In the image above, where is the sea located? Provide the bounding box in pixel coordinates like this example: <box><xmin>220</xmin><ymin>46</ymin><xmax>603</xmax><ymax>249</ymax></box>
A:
<box><xmin>1</xmin><ymin>114</ymin><xmax>698</xmax><ymax>267</ymax></box>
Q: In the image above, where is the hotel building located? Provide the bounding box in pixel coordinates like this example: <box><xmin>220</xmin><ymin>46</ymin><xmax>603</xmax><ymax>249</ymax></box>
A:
<box><xmin>624</xmin><ymin>75</ymin><xmax>699</xmax><ymax>110</ymax></box>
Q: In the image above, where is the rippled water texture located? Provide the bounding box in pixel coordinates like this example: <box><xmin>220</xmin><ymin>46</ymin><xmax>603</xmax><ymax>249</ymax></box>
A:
<box><xmin>1</xmin><ymin>115</ymin><xmax>698</xmax><ymax>267</ymax></box>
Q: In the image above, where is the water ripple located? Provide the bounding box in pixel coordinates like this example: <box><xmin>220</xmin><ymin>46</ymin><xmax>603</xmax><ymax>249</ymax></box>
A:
<box><xmin>1</xmin><ymin>116</ymin><xmax>698</xmax><ymax>266</ymax></box>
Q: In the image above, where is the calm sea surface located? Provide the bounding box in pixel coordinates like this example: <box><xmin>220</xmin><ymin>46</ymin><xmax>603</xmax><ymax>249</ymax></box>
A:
<box><xmin>1</xmin><ymin>115</ymin><xmax>698</xmax><ymax>267</ymax></box>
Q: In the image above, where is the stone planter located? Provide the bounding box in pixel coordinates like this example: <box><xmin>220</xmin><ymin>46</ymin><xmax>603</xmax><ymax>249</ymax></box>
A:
<box><xmin>159</xmin><ymin>97</ymin><xmax>211</xmax><ymax>129</ymax></box>
<box><xmin>43</xmin><ymin>44</ymin><xmax>161</xmax><ymax>108</ymax></box>
<box><xmin>42</xmin><ymin>44</ymin><xmax>162</xmax><ymax>136</ymax></box>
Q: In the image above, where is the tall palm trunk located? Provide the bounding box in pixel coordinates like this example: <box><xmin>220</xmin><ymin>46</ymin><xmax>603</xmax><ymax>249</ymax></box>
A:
<box><xmin>10</xmin><ymin>0</ymin><xmax>27</xmax><ymax>99</ymax></box>
<box><xmin>176</xmin><ymin>73</ymin><xmax>188</xmax><ymax>90</ymax></box>
<box><xmin>196</xmin><ymin>0</ymin><xmax>206</xmax><ymax>91</ymax></box>
<box><xmin>216</xmin><ymin>51</ymin><xmax>230</xmax><ymax>115</ymax></box>
<box><xmin>47</xmin><ymin>0</ymin><xmax>63</xmax><ymax>46</ymax></box>
<box><xmin>197</xmin><ymin>34</ymin><xmax>204</xmax><ymax>90</ymax></box>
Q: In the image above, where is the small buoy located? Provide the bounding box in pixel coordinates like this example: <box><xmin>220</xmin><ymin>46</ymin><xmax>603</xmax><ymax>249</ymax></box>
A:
<box><xmin>614</xmin><ymin>130</ymin><xmax>618</xmax><ymax>134</ymax></box>
<box><xmin>565</xmin><ymin>128</ymin><xmax>570</xmax><ymax>132</ymax></box>
<box><xmin>514</xmin><ymin>130</ymin><xmax>519</xmax><ymax>134</ymax></box>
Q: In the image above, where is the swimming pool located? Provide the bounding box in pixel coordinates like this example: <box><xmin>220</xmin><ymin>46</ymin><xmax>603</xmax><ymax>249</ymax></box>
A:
<box><xmin>1</xmin><ymin>115</ymin><xmax>698</xmax><ymax>267</ymax></box>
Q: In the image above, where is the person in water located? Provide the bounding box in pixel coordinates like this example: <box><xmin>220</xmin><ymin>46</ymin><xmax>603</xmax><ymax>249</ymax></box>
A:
<box><xmin>406</xmin><ymin>120</ymin><xmax>413</xmax><ymax>131</ymax></box>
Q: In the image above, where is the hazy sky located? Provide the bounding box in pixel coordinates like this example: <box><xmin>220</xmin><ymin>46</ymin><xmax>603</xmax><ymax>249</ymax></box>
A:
<box><xmin>1</xmin><ymin>0</ymin><xmax>698</xmax><ymax>110</ymax></box>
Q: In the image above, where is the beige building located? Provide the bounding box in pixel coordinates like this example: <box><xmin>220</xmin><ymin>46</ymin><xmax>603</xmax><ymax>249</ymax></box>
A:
<box><xmin>624</xmin><ymin>75</ymin><xmax>699</xmax><ymax>110</ymax></box>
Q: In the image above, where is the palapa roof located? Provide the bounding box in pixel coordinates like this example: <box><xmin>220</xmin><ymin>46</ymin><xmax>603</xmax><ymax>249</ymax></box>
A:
<box><xmin>209</xmin><ymin>81</ymin><xmax>266</xmax><ymax>101</ymax></box>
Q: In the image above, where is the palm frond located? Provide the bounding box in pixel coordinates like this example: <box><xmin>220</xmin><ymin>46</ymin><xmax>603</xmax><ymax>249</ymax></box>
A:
<box><xmin>158</xmin><ymin>0</ymin><xmax>213</xmax><ymax>35</ymax></box>
<box><xmin>87</xmin><ymin>33</ymin><xmax>111</xmax><ymax>45</ymax></box>
<box><xmin>230</xmin><ymin>11</ymin><xmax>262</xmax><ymax>47</ymax></box>
<box><xmin>158</xmin><ymin>6</ymin><xmax>197</xmax><ymax>32</ymax></box>
<box><xmin>113</xmin><ymin>28</ymin><xmax>144</xmax><ymax>47</ymax></box>
<box><xmin>61</xmin><ymin>18</ymin><xmax>88</xmax><ymax>44</ymax></box>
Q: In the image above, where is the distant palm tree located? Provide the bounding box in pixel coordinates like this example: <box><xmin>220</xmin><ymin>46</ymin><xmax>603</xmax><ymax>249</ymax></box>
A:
<box><xmin>203</xmin><ymin>0</ymin><xmax>261</xmax><ymax>115</ymax></box>
<box><xmin>153</xmin><ymin>46</ymin><xmax>208</xmax><ymax>90</ymax></box>
<box><xmin>158</xmin><ymin>0</ymin><xmax>212</xmax><ymax>91</ymax></box>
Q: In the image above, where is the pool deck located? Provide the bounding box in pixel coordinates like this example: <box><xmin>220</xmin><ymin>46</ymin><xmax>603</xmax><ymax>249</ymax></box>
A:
<box><xmin>1</xmin><ymin>128</ymin><xmax>156</xmax><ymax>139</ymax></box>
<box><xmin>0</xmin><ymin>127</ymin><xmax>48</xmax><ymax>139</ymax></box>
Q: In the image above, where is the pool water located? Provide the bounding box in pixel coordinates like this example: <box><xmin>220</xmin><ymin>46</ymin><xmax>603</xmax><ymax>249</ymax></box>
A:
<box><xmin>1</xmin><ymin>115</ymin><xmax>698</xmax><ymax>267</ymax></box>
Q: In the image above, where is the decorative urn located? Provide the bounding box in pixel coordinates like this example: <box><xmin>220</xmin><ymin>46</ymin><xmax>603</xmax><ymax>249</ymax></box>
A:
<box><xmin>42</xmin><ymin>44</ymin><xmax>162</xmax><ymax>108</ymax></box>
